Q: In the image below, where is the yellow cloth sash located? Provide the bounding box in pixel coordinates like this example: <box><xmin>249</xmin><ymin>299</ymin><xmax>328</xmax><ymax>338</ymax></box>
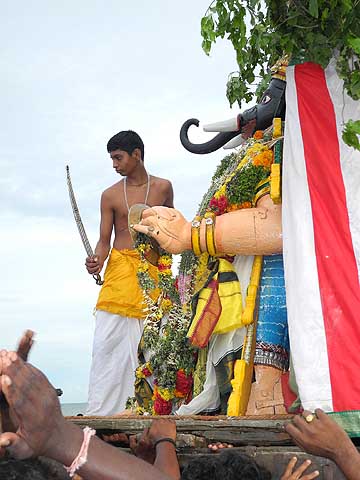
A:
<box><xmin>96</xmin><ymin>248</ymin><xmax>159</xmax><ymax>319</ymax></box>
<box><xmin>187</xmin><ymin>258</ymin><xmax>243</xmax><ymax>348</ymax></box>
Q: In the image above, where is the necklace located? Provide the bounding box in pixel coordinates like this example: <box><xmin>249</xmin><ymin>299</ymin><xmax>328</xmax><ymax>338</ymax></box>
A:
<box><xmin>124</xmin><ymin>170</ymin><xmax>151</xmax><ymax>212</ymax></box>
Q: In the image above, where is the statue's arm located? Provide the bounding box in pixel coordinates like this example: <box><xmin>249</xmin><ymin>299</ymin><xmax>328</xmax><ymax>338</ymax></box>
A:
<box><xmin>213</xmin><ymin>195</ymin><xmax>282</xmax><ymax>256</ymax></box>
<box><xmin>134</xmin><ymin>194</ymin><xmax>282</xmax><ymax>256</ymax></box>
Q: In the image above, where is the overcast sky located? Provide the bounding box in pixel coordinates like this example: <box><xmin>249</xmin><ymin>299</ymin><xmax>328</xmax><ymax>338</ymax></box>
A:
<box><xmin>0</xmin><ymin>0</ymin><xmax>241</xmax><ymax>402</ymax></box>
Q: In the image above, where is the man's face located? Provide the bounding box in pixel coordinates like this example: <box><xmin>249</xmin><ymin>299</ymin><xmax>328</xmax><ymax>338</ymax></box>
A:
<box><xmin>110</xmin><ymin>148</ymin><xmax>139</xmax><ymax>176</ymax></box>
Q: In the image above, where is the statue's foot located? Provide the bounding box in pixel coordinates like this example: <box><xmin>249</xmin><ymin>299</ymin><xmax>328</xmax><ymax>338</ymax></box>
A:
<box><xmin>113</xmin><ymin>408</ymin><xmax>137</xmax><ymax>417</ymax></box>
<box><xmin>246</xmin><ymin>365</ymin><xmax>287</xmax><ymax>415</ymax></box>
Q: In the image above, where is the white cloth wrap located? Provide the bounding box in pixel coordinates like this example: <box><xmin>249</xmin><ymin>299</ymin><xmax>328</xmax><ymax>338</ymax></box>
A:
<box><xmin>86</xmin><ymin>310</ymin><xmax>143</xmax><ymax>415</ymax></box>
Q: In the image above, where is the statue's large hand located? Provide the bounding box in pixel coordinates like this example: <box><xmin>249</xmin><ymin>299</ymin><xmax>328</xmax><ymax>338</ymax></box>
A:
<box><xmin>132</xmin><ymin>206</ymin><xmax>191</xmax><ymax>254</ymax></box>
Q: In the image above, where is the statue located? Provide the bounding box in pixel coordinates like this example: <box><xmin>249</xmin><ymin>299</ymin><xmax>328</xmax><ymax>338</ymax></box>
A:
<box><xmin>131</xmin><ymin>61</ymin><xmax>288</xmax><ymax>416</ymax></box>
<box><xmin>133</xmin><ymin>55</ymin><xmax>360</xmax><ymax>419</ymax></box>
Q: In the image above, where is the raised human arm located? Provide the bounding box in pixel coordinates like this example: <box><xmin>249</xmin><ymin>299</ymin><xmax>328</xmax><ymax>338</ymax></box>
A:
<box><xmin>86</xmin><ymin>190</ymin><xmax>113</xmax><ymax>275</ymax></box>
<box><xmin>285</xmin><ymin>409</ymin><xmax>360</xmax><ymax>480</ymax></box>
<box><xmin>0</xmin><ymin>352</ymin><xmax>173</xmax><ymax>480</ymax></box>
<box><xmin>133</xmin><ymin>194</ymin><xmax>282</xmax><ymax>256</ymax></box>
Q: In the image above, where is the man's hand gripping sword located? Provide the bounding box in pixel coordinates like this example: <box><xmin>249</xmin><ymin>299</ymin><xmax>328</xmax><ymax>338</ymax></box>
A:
<box><xmin>66</xmin><ymin>166</ymin><xmax>104</xmax><ymax>285</ymax></box>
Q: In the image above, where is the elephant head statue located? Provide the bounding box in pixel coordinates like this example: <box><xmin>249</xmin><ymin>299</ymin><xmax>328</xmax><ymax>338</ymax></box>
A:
<box><xmin>180</xmin><ymin>71</ymin><xmax>286</xmax><ymax>154</ymax></box>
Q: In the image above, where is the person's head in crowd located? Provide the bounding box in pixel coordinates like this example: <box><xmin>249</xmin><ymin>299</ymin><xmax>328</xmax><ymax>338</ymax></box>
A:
<box><xmin>181</xmin><ymin>449</ymin><xmax>271</xmax><ymax>480</ymax></box>
<box><xmin>0</xmin><ymin>458</ymin><xmax>69</xmax><ymax>480</ymax></box>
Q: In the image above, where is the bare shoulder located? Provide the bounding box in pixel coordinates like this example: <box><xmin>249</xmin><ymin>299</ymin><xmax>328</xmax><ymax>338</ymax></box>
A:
<box><xmin>150</xmin><ymin>175</ymin><xmax>173</xmax><ymax>207</ymax></box>
<box><xmin>150</xmin><ymin>175</ymin><xmax>172</xmax><ymax>191</ymax></box>
<box><xmin>101</xmin><ymin>180</ymin><xmax>123</xmax><ymax>201</ymax></box>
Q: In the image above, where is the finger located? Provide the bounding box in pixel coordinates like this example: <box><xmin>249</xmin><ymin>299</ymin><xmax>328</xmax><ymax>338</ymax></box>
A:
<box><xmin>141</xmin><ymin>208</ymin><xmax>157</xmax><ymax>219</ymax></box>
<box><xmin>283</xmin><ymin>456</ymin><xmax>298</xmax><ymax>476</ymax></box>
<box><xmin>302</xmin><ymin>410</ymin><xmax>313</xmax><ymax>417</ymax></box>
<box><xmin>208</xmin><ymin>444</ymin><xmax>218</xmax><ymax>451</ymax></box>
<box><xmin>0</xmin><ymin>350</ymin><xmax>8</xmax><ymax>378</ymax></box>
<box><xmin>208</xmin><ymin>441</ymin><xmax>230</xmax><ymax>451</ymax></box>
<box><xmin>132</xmin><ymin>224</ymin><xmax>152</xmax><ymax>235</ymax></box>
<box><xmin>0</xmin><ymin>432</ymin><xmax>33</xmax><ymax>460</ymax></box>
<box><xmin>16</xmin><ymin>330</ymin><xmax>35</xmax><ymax>362</ymax></box>
<box><xmin>129</xmin><ymin>435</ymin><xmax>138</xmax><ymax>451</ymax></box>
<box><xmin>87</xmin><ymin>267</ymin><xmax>100</xmax><ymax>274</ymax></box>
<box><xmin>0</xmin><ymin>432</ymin><xmax>16</xmax><ymax>449</ymax></box>
<box><xmin>302</xmin><ymin>410</ymin><xmax>317</xmax><ymax>423</ymax></box>
<box><xmin>138</xmin><ymin>216</ymin><xmax>157</xmax><ymax>229</ymax></box>
<box><xmin>292</xmin><ymin>414</ymin><xmax>309</xmax><ymax>432</ymax></box>
<box><xmin>86</xmin><ymin>263</ymin><xmax>99</xmax><ymax>269</ymax></box>
<box><xmin>292</xmin><ymin>459</ymin><xmax>312</xmax><ymax>477</ymax></box>
<box><xmin>285</xmin><ymin>422</ymin><xmax>305</xmax><ymax>444</ymax></box>
<box><xmin>314</xmin><ymin>408</ymin><xmax>326</xmax><ymax>420</ymax></box>
<box><xmin>301</xmin><ymin>471</ymin><xmax>320</xmax><ymax>480</ymax></box>
<box><xmin>139</xmin><ymin>427</ymin><xmax>150</xmax><ymax>445</ymax></box>
<box><xmin>1</xmin><ymin>374</ymin><xmax>12</xmax><ymax>399</ymax></box>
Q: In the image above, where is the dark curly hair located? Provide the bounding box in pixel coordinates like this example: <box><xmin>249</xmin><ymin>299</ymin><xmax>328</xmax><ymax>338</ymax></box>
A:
<box><xmin>181</xmin><ymin>450</ymin><xmax>271</xmax><ymax>480</ymax></box>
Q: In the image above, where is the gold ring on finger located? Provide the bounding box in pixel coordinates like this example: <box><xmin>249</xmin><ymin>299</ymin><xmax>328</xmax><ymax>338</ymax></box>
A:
<box><xmin>304</xmin><ymin>413</ymin><xmax>315</xmax><ymax>423</ymax></box>
<box><xmin>148</xmin><ymin>226</ymin><xmax>155</xmax><ymax>233</ymax></box>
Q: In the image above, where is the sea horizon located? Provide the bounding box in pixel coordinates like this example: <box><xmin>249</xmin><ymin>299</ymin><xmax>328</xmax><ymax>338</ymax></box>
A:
<box><xmin>61</xmin><ymin>402</ymin><xmax>87</xmax><ymax>416</ymax></box>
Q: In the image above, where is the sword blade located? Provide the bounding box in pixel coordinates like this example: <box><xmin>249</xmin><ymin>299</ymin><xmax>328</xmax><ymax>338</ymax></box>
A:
<box><xmin>66</xmin><ymin>165</ymin><xmax>103</xmax><ymax>285</ymax></box>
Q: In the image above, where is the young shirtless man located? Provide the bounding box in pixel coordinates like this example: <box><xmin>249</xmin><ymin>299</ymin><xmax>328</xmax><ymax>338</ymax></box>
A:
<box><xmin>85</xmin><ymin>130</ymin><xmax>173</xmax><ymax>415</ymax></box>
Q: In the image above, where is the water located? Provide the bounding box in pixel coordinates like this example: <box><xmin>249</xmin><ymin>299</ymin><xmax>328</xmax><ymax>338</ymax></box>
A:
<box><xmin>61</xmin><ymin>402</ymin><xmax>87</xmax><ymax>416</ymax></box>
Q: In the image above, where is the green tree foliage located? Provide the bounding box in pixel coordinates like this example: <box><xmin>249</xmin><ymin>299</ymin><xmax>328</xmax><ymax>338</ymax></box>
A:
<box><xmin>201</xmin><ymin>0</ymin><xmax>360</xmax><ymax>149</ymax></box>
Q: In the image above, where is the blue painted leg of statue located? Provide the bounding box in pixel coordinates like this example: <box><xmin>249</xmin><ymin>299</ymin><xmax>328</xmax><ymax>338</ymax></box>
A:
<box><xmin>255</xmin><ymin>254</ymin><xmax>289</xmax><ymax>371</ymax></box>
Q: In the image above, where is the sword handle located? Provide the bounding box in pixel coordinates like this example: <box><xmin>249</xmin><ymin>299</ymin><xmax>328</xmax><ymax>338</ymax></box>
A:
<box><xmin>93</xmin><ymin>274</ymin><xmax>104</xmax><ymax>286</ymax></box>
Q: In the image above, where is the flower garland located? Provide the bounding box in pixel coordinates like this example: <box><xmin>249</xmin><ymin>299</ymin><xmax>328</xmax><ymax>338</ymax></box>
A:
<box><xmin>133</xmin><ymin>233</ymin><xmax>195</xmax><ymax>415</ymax></box>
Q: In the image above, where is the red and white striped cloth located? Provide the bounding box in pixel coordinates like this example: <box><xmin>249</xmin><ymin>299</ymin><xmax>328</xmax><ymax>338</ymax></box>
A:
<box><xmin>283</xmin><ymin>59</ymin><xmax>360</xmax><ymax>412</ymax></box>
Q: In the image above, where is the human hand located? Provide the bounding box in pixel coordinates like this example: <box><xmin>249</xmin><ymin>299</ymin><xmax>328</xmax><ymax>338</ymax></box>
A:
<box><xmin>129</xmin><ymin>428</ymin><xmax>156</xmax><ymax>464</ymax></box>
<box><xmin>148</xmin><ymin>418</ymin><xmax>176</xmax><ymax>444</ymax></box>
<box><xmin>0</xmin><ymin>351</ymin><xmax>66</xmax><ymax>460</ymax></box>
<box><xmin>280</xmin><ymin>457</ymin><xmax>319</xmax><ymax>480</ymax></box>
<box><xmin>85</xmin><ymin>255</ymin><xmax>103</xmax><ymax>275</ymax></box>
<box><xmin>208</xmin><ymin>442</ymin><xmax>234</xmax><ymax>452</ymax></box>
<box><xmin>132</xmin><ymin>207</ymin><xmax>191</xmax><ymax>254</ymax></box>
<box><xmin>285</xmin><ymin>409</ymin><xmax>356</xmax><ymax>462</ymax></box>
<box><xmin>0</xmin><ymin>330</ymin><xmax>34</xmax><ymax>447</ymax></box>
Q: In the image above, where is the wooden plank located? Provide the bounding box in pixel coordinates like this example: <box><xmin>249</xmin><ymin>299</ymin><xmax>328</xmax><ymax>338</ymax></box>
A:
<box><xmin>68</xmin><ymin>415</ymin><xmax>293</xmax><ymax>446</ymax></box>
<box><xmin>67</xmin><ymin>416</ymin><xmax>351</xmax><ymax>478</ymax></box>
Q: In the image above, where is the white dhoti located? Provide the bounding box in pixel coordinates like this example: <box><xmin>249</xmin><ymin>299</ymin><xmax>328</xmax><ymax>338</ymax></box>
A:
<box><xmin>86</xmin><ymin>310</ymin><xmax>144</xmax><ymax>415</ymax></box>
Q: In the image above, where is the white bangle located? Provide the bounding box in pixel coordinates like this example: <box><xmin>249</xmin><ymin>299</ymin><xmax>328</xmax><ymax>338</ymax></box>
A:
<box><xmin>64</xmin><ymin>426</ymin><xmax>96</xmax><ymax>477</ymax></box>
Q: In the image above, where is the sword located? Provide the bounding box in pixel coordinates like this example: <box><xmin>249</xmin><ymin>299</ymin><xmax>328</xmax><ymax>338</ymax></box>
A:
<box><xmin>66</xmin><ymin>165</ymin><xmax>104</xmax><ymax>286</ymax></box>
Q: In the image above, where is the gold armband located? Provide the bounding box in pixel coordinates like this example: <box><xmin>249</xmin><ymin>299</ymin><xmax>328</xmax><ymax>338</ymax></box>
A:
<box><xmin>204</xmin><ymin>211</ymin><xmax>217</xmax><ymax>256</ymax></box>
<box><xmin>191</xmin><ymin>215</ymin><xmax>202</xmax><ymax>256</ymax></box>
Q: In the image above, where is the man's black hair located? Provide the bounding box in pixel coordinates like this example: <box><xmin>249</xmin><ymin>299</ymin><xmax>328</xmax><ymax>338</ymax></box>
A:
<box><xmin>181</xmin><ymin>450</ymin><xmax>271</xmax><ymax>480</ymax></box>
<box><xmin>107</xmin><ymin>130</ymin><xmax>145</xmax><ymax>161</ymax></box>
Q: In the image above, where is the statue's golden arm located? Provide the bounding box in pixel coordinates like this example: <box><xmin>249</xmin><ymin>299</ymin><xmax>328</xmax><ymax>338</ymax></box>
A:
<box><xmin>132</xmin><ymin>194</ymin><xmax>282</xmax><ymax>256</ymax></box>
